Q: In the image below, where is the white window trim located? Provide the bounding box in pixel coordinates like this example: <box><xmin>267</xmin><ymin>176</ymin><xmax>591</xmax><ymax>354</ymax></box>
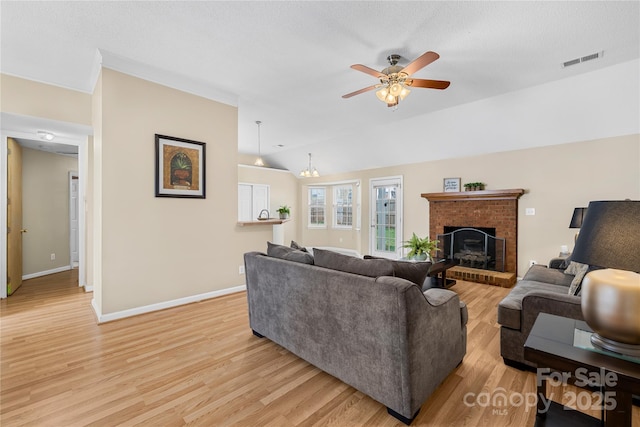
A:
<box><xmin>307</xmin><ymin>186</ymin><xmax>327</xmax><ymax>229</ymax></box>
<box><xmin>332</xmin><ymin>184</ymin><xmax>354</xmax><ymax>229</ymax></box>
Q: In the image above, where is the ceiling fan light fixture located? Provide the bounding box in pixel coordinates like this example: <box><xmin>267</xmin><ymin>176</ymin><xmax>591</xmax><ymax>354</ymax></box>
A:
<box><xmin>389</xmin><ymin>82</ymin><xmax>402</xmax><ymax>96</ymax></box>
<box><xmin>399</xmin><ymin>86</ymin><xmax>410</xmax><ymax>100</ymax></box>
<box><xmin>376</xmin><ymin>87</ymin><xmax>389</xmax><ymax>102</ymax></box>
<box><xmin>343</xmin><ymin>51</ymin><xmax>450</xmax><ymax>108</ymax></box>
<box><xmin>385</xmin><ymin>93</ymin><xmax>396</xmax><ymax>104</ymax></box>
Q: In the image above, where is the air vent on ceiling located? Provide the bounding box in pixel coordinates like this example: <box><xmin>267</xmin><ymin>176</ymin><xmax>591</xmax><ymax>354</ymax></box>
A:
<box><xmin>562</xmin><ymin>51</ymin><xmax>603</xmax><ymax>68</ymax></box>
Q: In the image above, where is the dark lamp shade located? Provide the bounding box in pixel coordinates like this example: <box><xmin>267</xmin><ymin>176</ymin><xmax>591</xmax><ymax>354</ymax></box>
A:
<box><xmin>569</xmin><ymin>207</ymin><xmax>588</xmax><ymax>228</ymax></box>
<box><xmin>571</xmin><ymin>201</ymin><xmax>640</xmax><ymax>272</ymax></box>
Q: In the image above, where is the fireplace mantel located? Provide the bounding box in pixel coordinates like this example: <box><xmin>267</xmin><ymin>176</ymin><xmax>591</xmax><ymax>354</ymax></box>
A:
<box><xmin>421</xmin><ymin>189</ymin><xmax>525</xmax><ymax>202</ymax></box>
<box><xmin>422</xmin><ymin>188</ymin><xmax>525</xmax><ymax>276</ymax></box>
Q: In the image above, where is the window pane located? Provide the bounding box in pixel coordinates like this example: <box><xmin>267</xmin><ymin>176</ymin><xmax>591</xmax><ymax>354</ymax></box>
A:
<box><xmin>333</xmin><ymin>185</ymin><xmax>353</xmax><ymax>227</ymax></box>
<box><xmin>309</xmin><ymin>187</ymin><xmax>326</xmax><ymax>226</ymax></box>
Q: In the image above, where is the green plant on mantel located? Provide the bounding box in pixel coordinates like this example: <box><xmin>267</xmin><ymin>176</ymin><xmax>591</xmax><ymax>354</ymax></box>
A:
<box><xmin>464</xmin><ymin>182</ymin><xmax>485</xmax><ymax>191</ymax></box>
<box><xmin>402</xmin><ymin>233</ymin><xmax>439</xmax><ymax>261</ymax></box>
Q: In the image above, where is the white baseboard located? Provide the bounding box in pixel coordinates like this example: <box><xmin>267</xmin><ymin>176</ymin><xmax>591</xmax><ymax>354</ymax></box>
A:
<box><xmin>92</xmin><ymin>284</ymin><xmax>247</xmax><ymax>324</ymax></box>
<box><xmin>22</xmin><ymin>265</ymin><xmax>72</xmax><ymax>280</ymax></box>
<box><xmin>84</xmin><ymin>285</ymin><xmax>94</xmax><ymax>292</ymax></box>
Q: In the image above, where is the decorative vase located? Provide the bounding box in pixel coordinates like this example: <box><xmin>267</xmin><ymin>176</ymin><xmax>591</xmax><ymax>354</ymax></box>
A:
<box><xmin>413</xmin><ymin>253</ymin><xmax>429</xmax><ymax>262</ymax></box>
<box><xmin>279</xmin><ymin>213</ymin><xmax>289</xmax><ymax>220</ymax></box>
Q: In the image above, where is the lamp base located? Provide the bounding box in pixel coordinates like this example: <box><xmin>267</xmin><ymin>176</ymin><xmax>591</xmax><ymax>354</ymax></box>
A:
<box><xmin>590</xmin><ymin>333</ymin><xmax>640</xmax><ymax>357</ymax></box>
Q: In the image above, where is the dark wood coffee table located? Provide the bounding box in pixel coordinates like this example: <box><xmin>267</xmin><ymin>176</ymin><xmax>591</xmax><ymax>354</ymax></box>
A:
<box><xmin>524</xmin><ymin>313</ymin><xmax>640</xmax><ymax>427</ymax></box>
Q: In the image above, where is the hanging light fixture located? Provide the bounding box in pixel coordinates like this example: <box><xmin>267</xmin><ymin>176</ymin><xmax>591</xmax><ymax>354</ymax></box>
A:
<box><xmin>254</xmin><ymin>120</ymin><xmax>264</xmax><ymax>167</ymax></box>
<box><xmin>373</xmin><ymin>54</ymin><xmax>412</xmax><ymax>108</ymax></box>
<box><xmin>300</xmin><ymin>153</ymin><xmax>319</xmax><ymax>177</ymax></box>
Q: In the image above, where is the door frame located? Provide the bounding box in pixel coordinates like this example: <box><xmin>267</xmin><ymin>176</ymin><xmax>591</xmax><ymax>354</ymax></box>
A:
<box><xmin>368</xmin><ymin>175</ymin><xmax>403</xmax><ymax>259</ymax></box>
<box><xmin>1</xmin><ymin>124</ymin><xmax>89</xmax><ymax>298</ymax></box>
<box><xmin>69</xmin><ymin>171</ymin><xmax>80</xmax><ymax>267</ymax></box>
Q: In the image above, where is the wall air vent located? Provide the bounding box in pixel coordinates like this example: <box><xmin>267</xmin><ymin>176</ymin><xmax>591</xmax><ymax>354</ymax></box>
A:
<box><xmin>562</xmin><ymin>51</ymin><xmax>603</xmax><ymax>68</ymax></box>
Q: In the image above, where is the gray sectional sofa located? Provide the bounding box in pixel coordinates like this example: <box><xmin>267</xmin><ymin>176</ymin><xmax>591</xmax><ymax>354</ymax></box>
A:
<box><xmin>244</xmin><ymin>247</ymin><xmax>467</xmax><ymax>424</ymax></box>
<box><xmin>497</xmin><ymin>259</ymin><xmax>584</xmax><ymax>368</ymax></box>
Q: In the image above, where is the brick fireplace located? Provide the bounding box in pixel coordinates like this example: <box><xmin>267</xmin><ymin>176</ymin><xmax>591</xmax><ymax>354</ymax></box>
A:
<box><xmin>421</xmin><ymin>189</ymin><xmax>525</xmax><ymax>280</ymax></box>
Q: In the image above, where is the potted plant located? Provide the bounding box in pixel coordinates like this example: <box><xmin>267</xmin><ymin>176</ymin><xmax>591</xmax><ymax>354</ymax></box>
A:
<box><xmin>463</xmin><ymin>182</ymin><xmax>486</xmax><ymax>191</ymax></box>
<box><xmin>402</xmin><ymin>233</ymin><xmax>439</xmax><ymax>261</ymax></box>
<box><xmin>276</xmin><ymin>205</ymin><xmax>291</xmax><ymax>220</ymax></box>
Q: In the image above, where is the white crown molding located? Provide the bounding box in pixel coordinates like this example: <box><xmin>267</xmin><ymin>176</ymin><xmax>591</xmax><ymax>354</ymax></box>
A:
<box><xmin>99</xmin><ymin>49</ymin><xmax>239</xmax><ymax>107</ymax></box>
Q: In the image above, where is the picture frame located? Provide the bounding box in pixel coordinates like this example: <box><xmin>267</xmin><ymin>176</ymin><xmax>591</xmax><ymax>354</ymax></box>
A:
<box><xmin>155</xmin><ymin>134</ymin><xmax>206</xmax><ymax>198</ymax></box>
<box><xmin>443</xmin><ymin>177</ymin><xmax>461</xmax><ymax>193</ymax></box>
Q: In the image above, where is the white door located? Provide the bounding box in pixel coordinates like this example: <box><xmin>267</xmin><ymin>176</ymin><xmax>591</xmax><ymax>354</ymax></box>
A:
<box><xmin>369</xmin><ymin>177</ymin><xmax>403</xmax><ymax>259</ymax></box>
<box><xmin>69</xmin><ymin>172</ymin><xmax>79</xmax><ymax>265</ymax></box>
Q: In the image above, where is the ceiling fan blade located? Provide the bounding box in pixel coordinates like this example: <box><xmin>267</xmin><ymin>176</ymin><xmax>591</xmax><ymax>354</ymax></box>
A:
<box><xmin>406</xmin><ymin>78</ymin><xmax>450</xmax><ymax>90</ymax></box>
<box><xmin>342</xmin><ymin>85</ymin><xmax>380</xmax><ymax>99</ymax></box>
<box><xmin>401</xmin><ymin>51</ymin><xmax>440</xmax><ymax>76</ymax></box>
<box><xmin>350</xmin><ymin>64</ymin><xmax>386</xmax><ymax>79</ymax></box>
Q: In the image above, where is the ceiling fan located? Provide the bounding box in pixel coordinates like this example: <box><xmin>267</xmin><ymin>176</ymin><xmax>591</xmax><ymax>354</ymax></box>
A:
<box><xmin>342</xmin><ymin>51</ymin><xmax>450</xmax><ymax>107</ymax></box>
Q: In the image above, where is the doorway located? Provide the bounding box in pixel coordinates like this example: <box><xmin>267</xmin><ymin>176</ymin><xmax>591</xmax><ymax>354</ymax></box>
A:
<box><xmin>1</xmin><ymin>123</ymin><xmax>89</xmax><ymax>299</ymax></box>
<box><xmin>369</xmin><ymin>176</ymin><xmax>403</xmax><ymax>259</ymax></box>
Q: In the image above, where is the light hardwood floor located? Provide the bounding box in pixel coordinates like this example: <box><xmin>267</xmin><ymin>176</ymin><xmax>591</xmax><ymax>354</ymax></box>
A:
<box><xmin>1</xmin><ymin>270</ymin><xmax>638</xmax><ymax>426</ymax></box>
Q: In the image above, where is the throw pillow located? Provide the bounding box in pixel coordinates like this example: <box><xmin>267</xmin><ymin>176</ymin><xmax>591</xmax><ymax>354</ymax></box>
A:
<box><xmin>364</xmin><ymin>255</ymin><xmax>431</xmax><ymax>287</ymax></box>
<box><xmin>558</xmin><ymin>255</ymin><xmax>572</xmax><ymax>270</ymax></box>
<box><xmin>314</xmin><ymin>248</ymin><xmax>393</xmax><ymax>278</ymax></box>
<box><xmin>565</xmin><ymin>261</ymin><xmax>589</xmax><ymax>296</ymax></box>
<box><xmin>290</xmin><ymin>240</ymin><xmax>308</xmax><ymax>252</ymax></box>
<box><xmin>267</xmin><ymin>242</ymin><xmax>314</xmax><ymax>265</ymax></box>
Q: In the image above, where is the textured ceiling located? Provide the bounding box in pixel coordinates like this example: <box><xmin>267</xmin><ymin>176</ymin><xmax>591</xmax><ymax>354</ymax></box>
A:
<box><xmin>1</xmin><ymin>1</ymin><xmax>639</xmax><ymax>174</ymax></box>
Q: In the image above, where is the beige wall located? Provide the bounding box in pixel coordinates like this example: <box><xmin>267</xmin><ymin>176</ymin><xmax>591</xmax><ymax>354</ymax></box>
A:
<box><xmin>237</xmin><ymin>165</ymin><xmax>298</xmax><ymax>250</ymax></box>
<box><xmin>21</xmin><ymin>148</ymin><xmax>78</xmax><ymax>275</ymax></box>
<box><xmin>3</xmin><ymin>69</ymin><xmax>639</xmax><ymax>316</ymax></box>
<box><xmin>97</xmin><ymin>68</ymin><xmax>242</xmax><ymax>314</ymax></box>
<box><xmin>298</xmin><ymin>134</ymin><xmax>640</xmax><ymax>275</ymax></box>
<box><xmin>0</xmin><ymin>74</ymin><xmax>92</xmax><ymax>126</ymax></box>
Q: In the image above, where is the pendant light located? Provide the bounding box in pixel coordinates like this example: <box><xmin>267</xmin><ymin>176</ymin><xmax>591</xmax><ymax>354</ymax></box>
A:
<box><xmin>254</xmin><ymin>120</ymin><xmax>264</xmax><ymax>167</ymax></box>
<box><xmin>300</xmin><ymin>153</ymin><xmax>319</xmax><ymax>177</ymax></box>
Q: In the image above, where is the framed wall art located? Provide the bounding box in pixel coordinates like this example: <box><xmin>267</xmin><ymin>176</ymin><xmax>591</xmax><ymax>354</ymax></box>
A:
<box><xmin>155</xmin><ymin>134</ymin><xmax>206</xmax><ymax>198</ymax></box>
<box><xmin>443</xmin><ymin>177</ymin><xmax>461</xmax><ymax>192</ymax></box>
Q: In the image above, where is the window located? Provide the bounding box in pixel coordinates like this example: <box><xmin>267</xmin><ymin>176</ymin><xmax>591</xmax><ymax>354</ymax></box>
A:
<box><xmin>333</xmin><ymin>185</ymin><xmax>353</xmax><ymax>228</ymax></box>
<box><xmin>308</xmin><ymin>187</ymin><xmax>326</xmax><ymax>227</ymax></box>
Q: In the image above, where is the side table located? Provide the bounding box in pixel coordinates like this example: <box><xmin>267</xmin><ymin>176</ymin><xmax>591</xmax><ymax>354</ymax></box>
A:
<box><xmin>524</xmin><ymin>313</ymin><xmax>640</xmax><ymax>427</ymax></box>
<box><xmin>426</xmin><ymin>259</ymin><xmax>457</xmax><ymax>289</ymax></box>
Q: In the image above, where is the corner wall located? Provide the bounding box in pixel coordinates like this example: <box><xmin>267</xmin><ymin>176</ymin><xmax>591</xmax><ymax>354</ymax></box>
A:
<box><xmin>97</xmin><ymin>68</ymin><xmax>240</xmax><ymax>315</ymax></box>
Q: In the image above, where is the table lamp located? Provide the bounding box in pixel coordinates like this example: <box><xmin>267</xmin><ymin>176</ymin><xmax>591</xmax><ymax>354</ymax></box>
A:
<box><xmin>571</xmin><ymin>200</ymin><xmax>640</xmax><ymax>356</ymax></box>
<box><xmin>569</xmin><ymin>207</ymin><xmax>588</xmax><ymax>243</ymax></box>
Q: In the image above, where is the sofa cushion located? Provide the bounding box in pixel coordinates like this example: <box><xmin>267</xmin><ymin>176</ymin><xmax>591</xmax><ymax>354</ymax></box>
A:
<box><xmin>314</xmin><ymin>248</ymin><xmax>393</xmax><ymax>278</ymax></box>
<box><xmin>522</xmin><ymin>264</ymin><xmax>574</xmax><ymax>286</ymax></box>
<box><xmin>365</xmin><ymin>255</ymin><xmax>432</xmax><ymax>287</ymax></box>
<box><xmin>497</xmin><ymin>280</ymin><xmax>571</xmax><ymax>330</ymax></box>
<box><xmin>267</xmin><ymin>242</ymin><xmax>314</xmax><ymax>264</ymax></box>
<box><xmin>290</xmin><ymin>240</ymin><xmax>308</xmax><ymax>252</ymax></box>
